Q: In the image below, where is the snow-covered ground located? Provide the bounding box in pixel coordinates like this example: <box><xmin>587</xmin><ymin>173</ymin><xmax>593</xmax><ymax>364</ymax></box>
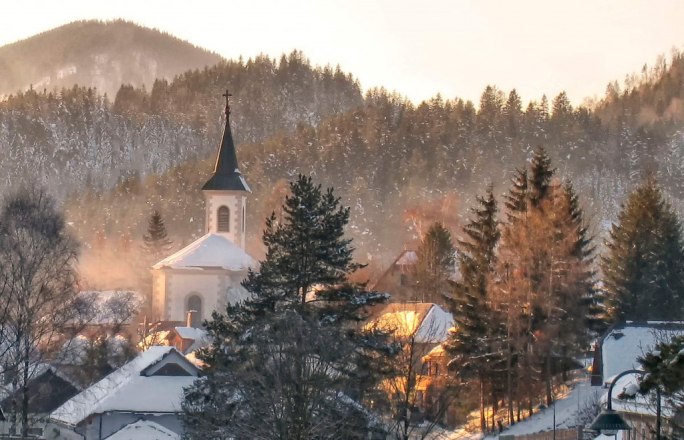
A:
<box><xmin>482</xmin><ymin>380</ymin><xmax>601</xmax><ymax>439</ymax></box>
<box><xmin>425</xmin><ymin>374</ymin><xmax>603</xmax><ymax>440</ymax></box>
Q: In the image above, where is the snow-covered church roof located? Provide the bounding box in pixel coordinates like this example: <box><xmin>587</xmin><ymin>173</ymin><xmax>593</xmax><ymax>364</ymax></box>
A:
<box><xmin>153</xmin><ymin>233</ymin><xmax>256</xmax><ymax>271</ymax></box>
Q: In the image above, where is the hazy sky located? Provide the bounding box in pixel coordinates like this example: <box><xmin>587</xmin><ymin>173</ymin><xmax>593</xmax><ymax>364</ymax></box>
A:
<box><xmin>3</xmin><ymin>0</ymin><xmax>684</xmax><ymax>105</ymax></box>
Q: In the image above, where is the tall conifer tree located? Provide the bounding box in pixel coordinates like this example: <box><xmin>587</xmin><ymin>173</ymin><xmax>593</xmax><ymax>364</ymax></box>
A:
<box><xmin>142</xmin><ymin>210</ymin><xmax>172</xmax><ymax>262</ymax></box>
<box><xmin>504</xmin><ymin>167</ymin><xmax>528</xmax><ymax>223</ymax></box>
<box><xmin>182</xmin><ymin>175</ymin><xmax>390</xmax><ymax>440</ymax></box>
<box><xmin>416</xmin><ymin>222</ymin><xmax>455</xmax><ymax>305</ymax></box>
<box><xmin>602</xmin><ymin>177</ymin><xmax>684</xmax><ymax>321</ymax></box>
<box><xmin>445</xmin><ymin>187</ymin><xmax>501</xmax><ymax>432</ymax></box>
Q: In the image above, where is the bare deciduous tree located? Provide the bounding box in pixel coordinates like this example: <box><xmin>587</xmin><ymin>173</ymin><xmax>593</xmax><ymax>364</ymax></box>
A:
<box><xmin>370</xmin><ymin>305</ymin><xmax>458</xmax><ymax>440</ymax></box>
<box><xmin>0</xmin><ymin>187</ymin><xmax>80</xmax><ymax>437</ymax></box>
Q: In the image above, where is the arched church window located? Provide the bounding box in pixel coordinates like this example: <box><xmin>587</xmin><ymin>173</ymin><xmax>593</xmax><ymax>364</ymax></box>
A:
<box><xmin>242</xmin><ymin>205</ymin><xmax>246</xmax><ymax>233</ymax></box>
<box><xmin>217</xmin><ymin>206</ymin><xmax>230</xmax><ymax>232</ymax></box>
<box><xmin>187</xmin><ymin>295</ymin><xmax>202</xmax><ymax>328</ymax></box>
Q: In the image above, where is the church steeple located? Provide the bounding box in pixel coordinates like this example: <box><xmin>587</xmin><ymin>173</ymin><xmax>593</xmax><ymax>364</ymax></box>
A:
<box><xmin>202</xmin><ymin>91</ymin><xmax>250</xmax><ymax>249</ymax></box>
<box><xmin>202</xmin><ymin>90</ymin><xmax>250</xmax><ymax>192</ymax></box>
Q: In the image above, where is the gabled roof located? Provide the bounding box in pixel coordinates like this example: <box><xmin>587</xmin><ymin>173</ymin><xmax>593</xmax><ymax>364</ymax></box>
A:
<box><xmin>599</xmin><ymin>321</ymin><xmax>684</xmax><ymax>385</ymax></box>
<box><xmin>50</xmin><ymin>346</ymin><xmax>199</xmax><ymax>426</ymax></box>
<box><xmin>367</xmin><ymin>303</ymin><xmax>454</xmax><ymax>344</ymax></box>
<box><xmin>153</xmin><ymin>233</ymin><xmax>256</xmax><ymax>271</ymax></box>
<box><xmin>0</xmin><ymin>366</ymin><xmax>80</xmax><ymax>415</ymax></box>
<box><xmin>104</xmin><ymin>420</ymin><xmax>180</xmax><ymax>440</ymax></box>
<box><xmin>395</xmin><ymin>250</ymin><xmax>418</xmax><ymax>266</ymax></box>
<box><xmin>201</xmin><ymin>108</ymin><xmax>250</xmax><ymax>192</ymax></box>
<box><xmin>174</xmin><ymin>326</ymin><xmax>205</xmax><ymax>341</ymax></box>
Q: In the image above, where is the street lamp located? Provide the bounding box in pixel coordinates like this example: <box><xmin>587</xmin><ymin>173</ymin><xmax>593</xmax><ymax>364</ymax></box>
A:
<box><xmin>589</xmin><ymin>369</ymin><xmax>661</xmax><ymax>439</ymax></box>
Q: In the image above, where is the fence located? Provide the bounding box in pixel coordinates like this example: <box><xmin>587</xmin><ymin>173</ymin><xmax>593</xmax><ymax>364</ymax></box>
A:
<box><xmin>499</xmin><ymin>427</ymin><xmax>584</xmax><ymax>440</ymax></box>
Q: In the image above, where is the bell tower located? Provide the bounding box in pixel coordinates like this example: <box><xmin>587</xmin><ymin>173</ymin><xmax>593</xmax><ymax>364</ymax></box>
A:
<box><xmin>201</xmin><ymin>91</ymin><xmax>250</xmax><ymax>249</ymax></box>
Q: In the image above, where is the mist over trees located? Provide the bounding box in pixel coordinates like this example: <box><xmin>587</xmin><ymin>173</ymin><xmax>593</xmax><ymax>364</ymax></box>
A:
<box><xmin>49</xmin><ymin>49</ymin><xmax>684</xmax><ymax>286</ymax></box>
<box><xmin>2</xmin><ymin>23</ymin><xmax>684</xmax><ymax>438</ymax></box>
<box><xmin>2</xmin><ymin>35</ymin><xmax>684</xmax><ymax>288</ymax></box>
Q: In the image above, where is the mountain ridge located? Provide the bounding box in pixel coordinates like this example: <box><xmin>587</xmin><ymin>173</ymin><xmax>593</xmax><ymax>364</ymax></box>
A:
<box><xmin>0</xmin><ymin>19</ymin><xmax>223</xmax><ymax>98</ymax></box>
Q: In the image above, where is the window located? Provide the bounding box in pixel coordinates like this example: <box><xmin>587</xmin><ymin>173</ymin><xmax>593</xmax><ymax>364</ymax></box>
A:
<box><xmin>242</xmin><ymin>205</ymin><xmax>246</xmax><ymax>233</ymax></box>
<box><xmin>217</xmin><ymin>206</ymin><xmax>230</xmax><ymax>232</ymax></box>
<box><xmin>187</xmin><ymin>295</ymin><xmax>202</xmax><ymax>328</ymax></box>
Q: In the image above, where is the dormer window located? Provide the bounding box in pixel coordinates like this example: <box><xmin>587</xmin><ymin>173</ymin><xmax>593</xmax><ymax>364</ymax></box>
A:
<box><xmin>217</xmin><ymin>206</ymin><xmax>230</xmax><ymax>232</ymax></box>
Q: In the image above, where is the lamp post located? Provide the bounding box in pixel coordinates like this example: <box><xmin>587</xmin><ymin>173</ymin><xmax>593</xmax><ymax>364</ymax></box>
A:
<box><xmin>589</xmin><ymin>369</ymin><xmax>662</xmax><ymax>439</ymax></box>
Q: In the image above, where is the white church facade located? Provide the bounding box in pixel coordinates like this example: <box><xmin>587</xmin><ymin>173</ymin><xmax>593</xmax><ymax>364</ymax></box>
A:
<box><xmin>151</xmin><ymin>93</ymin><xmax>255</xmax><ymax>327</ymax></box>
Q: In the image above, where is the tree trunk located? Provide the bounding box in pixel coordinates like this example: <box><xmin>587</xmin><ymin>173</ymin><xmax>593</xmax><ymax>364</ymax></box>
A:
<box><xmin>21</xmin><ymin>340</ymin><xmax>30</xmax><ymax>438</ymax></box>
<box><xmin>479</xmin><ymin>374</ymin><xmax>486</xmax><ymax>433</ymax></box>
<box><xmin>506</xmin><ymin>344</ymin><xmax>514</xmax><ymax>425</ymax></box>
<box><xmin>545</xmin><ymin>353</ymin><xmax>553</xmax><ymax>406</ymax></box>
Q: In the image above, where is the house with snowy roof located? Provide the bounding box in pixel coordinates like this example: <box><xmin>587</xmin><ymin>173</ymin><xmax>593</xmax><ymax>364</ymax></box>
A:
<box><xmin>140</xmin><ymin>325</ymin><xmax>209</xmax><ymax>356</ymax></box>
<box><xmin>48</xmin><ymin>346</ymin><xmax>199</xmax><ymax>440</ymax></box>
<box><xmin>366</xmin><ymin>303</ymin><xmax>457</xmax><ymax>424</ymax></box>
<box><xmin>0</xmin><ymin>365</ymin><xmax>80</xmax><ymax>437</ymax></box>
<box><xmin>368</xmin><ymin>302</ymin><xmax>453</xmax><ymax>345</ymax></box>
<box><xmin>151</xmin><ymin>94</ymin><xmax>256</xmax><ymax>327</ymax></box>
<box><xmin>591</xmin><ymin>321</ymin><xmax>684</xmax><ymax>438</ymax></box>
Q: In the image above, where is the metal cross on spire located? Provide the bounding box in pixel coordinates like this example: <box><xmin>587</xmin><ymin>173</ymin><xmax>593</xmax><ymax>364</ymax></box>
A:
<box><xmin>223</xmin><ymin>89</ymin><xmax>232</xmax><ymax>118</ymax></box>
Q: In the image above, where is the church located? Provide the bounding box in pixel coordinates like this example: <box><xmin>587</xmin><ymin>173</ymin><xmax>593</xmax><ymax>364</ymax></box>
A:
<box><xmin>151</xmin><ymin>93</ymin><xmax>255</xmax><ymax>327</ymax></box>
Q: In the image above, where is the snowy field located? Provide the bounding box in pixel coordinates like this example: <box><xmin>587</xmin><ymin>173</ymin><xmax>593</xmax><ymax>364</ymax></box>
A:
<box><xmin>422</xmin><ymin>374</ymin><xmax>602</xmax><ymax>440</ymax></box>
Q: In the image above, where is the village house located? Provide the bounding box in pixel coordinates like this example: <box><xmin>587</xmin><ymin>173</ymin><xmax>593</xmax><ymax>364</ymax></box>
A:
<box><xmin>367</xmin><ymin>302</ymin><xmax>457</xmax><ymax>425</ymax></box>
<box><xmin>0</xmin><ymin>365</ymin><xmax>80</xmax><ymax>438</ymax></box>
<box><xmin>48</xmin><ymin>346</ymin><xmax>199</xmax><ymax>440</ymax></box>
<box><xmin>591</xmin><ymin>321</ymin><xmax>684</xmax><ymax>438</ymax></box>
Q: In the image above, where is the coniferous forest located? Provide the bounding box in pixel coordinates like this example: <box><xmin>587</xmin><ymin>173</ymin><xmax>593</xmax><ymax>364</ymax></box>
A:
<box><xmin>34</xmin><ymin>46</ymin><xmax>684</xmax><ymax>287</ymax></box>
<box><xmin>2</xmin><ymin>18</ymin><xmax>684</xmax><ymax>438</ymax></box>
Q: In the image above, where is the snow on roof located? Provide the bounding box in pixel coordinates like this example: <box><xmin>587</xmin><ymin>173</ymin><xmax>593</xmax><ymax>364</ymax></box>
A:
<box><xmin>395</xmin><ymin>250</ymin><xmax>418</xmax><ymax>266</ymax></box>
<box><xmin>174</xmin><ymin>326</ymin><xmax>206</xmax><ymax>341</ymax></box>
<box><xmin>368</xmin><ymin>303</ymin><xmax>454</xmax><ymax>344</ymax></box>
<box><xmin>415</xmin><ymin>304</ymin><xmax>453</xmax><ymax>343</ymax></box>
<box><xmin>601</xmin><ymin>322</ymin><xmax>684</xmax><ymax>383</ymax></box>
<box><xmin>425</xmin><ymin>344</ymin><xmax>446</xmax><ymax>358</ymax></box>
<box><xmin>104</xmin><ymin>420</ymin><xmax>180</xmax><ymax>440</ymax></box>
<box><xmin>50</xmin><ymin>346</ymin><xmax>198</xmax><ymax>426</ymax></box>
<box><xmin>153</xmin><ymin>233</ymin><xmax>256</xmax><ymax>271</ymax></box>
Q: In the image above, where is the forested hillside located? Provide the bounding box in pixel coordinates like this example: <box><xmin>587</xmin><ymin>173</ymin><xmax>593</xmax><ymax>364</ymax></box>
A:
<box><xmin>66</xmin><ymin>50</ymin><xmax>684</xmax><ymax>285</ymax></box>
<box><xmin>2</xmin><ymin>37</ymin><xmax>684</xmax><ymax>287</ymax></box>
<box><xmin>0</xmin><ymin>20</ymin><xmax>222</xmax><ymax>98</ymax></box>
<box><xmin>0</xmin><ymin>52</ymin><xmax>362</xmax><ymax>197</ymax></box>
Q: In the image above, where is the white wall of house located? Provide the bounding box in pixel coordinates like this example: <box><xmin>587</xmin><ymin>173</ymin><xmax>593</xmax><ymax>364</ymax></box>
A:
<box><xmin>48</xmin><ymin>413</ymin><xmax>182</xmax><ymax>440</ymax></box>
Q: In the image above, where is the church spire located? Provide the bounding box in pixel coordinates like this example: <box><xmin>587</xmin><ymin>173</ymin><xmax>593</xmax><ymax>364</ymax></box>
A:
<box><xmin>202</xmin><ymin>90</ymin><xmax>250</xmax><ymax>192</ymax></box>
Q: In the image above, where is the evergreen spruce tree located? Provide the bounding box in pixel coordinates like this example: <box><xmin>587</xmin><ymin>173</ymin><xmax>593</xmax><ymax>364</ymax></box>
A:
<box><xmin>444</xmin><ymin>187</ymin><xmax>501</xmax><ymax>432</ymax></box>
<box><xmin>602</xmin><ymin>177</ymin><xmax>684</xmax><ymax>321</ymax></box>
<box><xmin>528</xmin><ymin>146</ymin><xmax>555</xmax><ymax>207</ymax></box>
<box><xmin>639</xmin><ymin>335</ymin><xmax>684</xmax><ymax>437</ymax></box>
<box><xmin>182</xmin><ymin>175</ymin><xmax>390</xmax><ymax>440</ymax></box>
<box><xmin>496</xmin><ymin>150</ymin><xmax>595</xmax><ymax>412</ymax></box>
<box><xmin>563</xmin><ymin>182</ymin><xmax>606</xmax><ymax>336</ymax></box>
<box><xmin>504</xmin><ymin>167</ymin><xmax>528</xmax><ymax>222</ymax></box>
<box><xmin>415</xmin><ymin>222</ymin><xmax>455</xmax><ymax>305</ymax></box>
<box><xmin>142</xmin><ymin>210</ymin><xmax>172</xmax><ymax>262</ymax></box>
